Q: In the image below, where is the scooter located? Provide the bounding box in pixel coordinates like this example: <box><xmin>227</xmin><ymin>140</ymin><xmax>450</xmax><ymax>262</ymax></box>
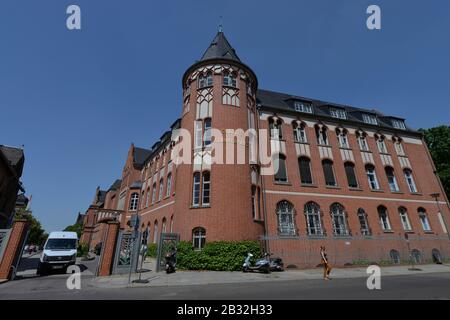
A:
<box><xmin>264</xmin><ymin>253</ymin><xmax>284</xmax><ymax>272</ymax></box>
<box><xmin>165</xmin><ymin>248</ymin><xmax>177</xmax><ymax>274</ymax></box>
<box><xmin>243</xmin><ymin>252</ymin><xmax>270</xmax><ymax>273</ymax></box>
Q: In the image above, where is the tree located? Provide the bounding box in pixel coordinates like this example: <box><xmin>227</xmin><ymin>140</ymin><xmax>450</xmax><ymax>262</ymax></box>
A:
<box><xmin>64</xmin><ymin>223</ymin><xmax>83</xmax><ymax>239</ymax></box>
<box><xmin>419</xmin><ymin>125</ymin><xmax>450</xmax><ymax>199</ymax></box>
<box><xmin>14</xmin><ymin>208</ymin><xmax>48</xmax><ymax>246</ymax></box>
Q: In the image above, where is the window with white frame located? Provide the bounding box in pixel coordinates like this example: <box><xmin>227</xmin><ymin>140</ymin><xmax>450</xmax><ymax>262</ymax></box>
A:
<box><xmin>362</xmin><ymin>113</ymin><xmax>378</xmax><ymax>125</ymax></box>
<box><xmin>394</xmin><ymin>140</ymin><xmax>405</xmax><ymax>155</ymax></box>
<box><xmin>158</xmin><ymin>179</ymin><xmax>164</xmax><ymax>201</ymax></box>
<box><xmin>194</xmin><ymin>119</ymin><xmax>212</xmax><ymax>149</ymax></box>
<box><xmin>203</xmin><ymin>118</ymin><xmax>212</xmax><ymax>147</ymax></box>
<box><xmin>330</xmin><ymin>203</ymin><xmax>350</xmax><ymax>236</ymax></box>
<box><xmin>391</xmin><ymin>119</ymin><xmax>406</xmax><ymax>130</ymax></box>
<box><xmin>378</xmin><ymin>206</ymin><xmax>392</xmax><ymax>231</ymax></box>
<box><xmin>305</xmin><ymin>202</ymin><xmax>324</xmax><ymax>236</ymax></box>
<box><xmin>294</xmin><ymin>101</ymin><xmax>313</xmax><ymax>113</ymax></box>
<box><xmin>418</xmin><ymin>208</ymin><xmax>431</xmax><ymax>231</ymax></box>
<box><xmin>337</xmin><ymin>130</ymin><xmax>349</xmax><ymax>148</ymax></box>
<box><xmin>366</xmin><ymin>165</ymin><xmax>380</xmax><ymax>190</ymax></box>
<box><xmin>202</xmin><ymin>171</ymin><xmax>211</xmax><ymax>205</ymax></box>
<box><xmin>315</xmin><ymin>126</ymin><xmax>329</xmax><ymax>145</ymax></box>
<box><xmin>385</xmin><ymin>167</ymin><xmax>400</xmax><ymax>192</ymax></box>
<box><xmin>404</xmin><ymin>169</ymin><xmax>418</xmax><ymax>193</ymax></box>
<box><xmin>398</xmin><ymin>207</ymin><xmax>412</xmax><ymax>231</ymax></box>
<box><xmin>166</xmin><ymin>173</ymin><xmax>172</xmax><ymax>197</ymax></box>
<box><xmin>192</xmin><ymin>227</ymin><xmax>206</xmax><ymax>250</ymax></box>
<box><xmin>357</xmin><ymin>208</ymin><xmax>371</xmax><ymax>236</ymax></box>
<box><xmin>376</xmin><ymin>136</ymin><xmax>388</xmax><ymax>153</ymax></box>
<box><xmin>223</xmin><ymin>71</ymin><xmax>237</xmax><ymax>87</ymax></box>
<box><xmin>192</xmin><ymin>172</ymin><xmax>201</xmax><ymax>207</ymax></box>
<box><xmin>329</xmin><ymin>107</ymin><xmax>347</xmax><ymax>119</ymax></box>
<box><xmin>276</xmin><ymin>201</ymin><xmax>296</xmax><ymax>236</ymax></box>
<box><xmin>161</xmin><ymin>218</ymin><xmax>167</xmax><ymax>233</ymax></box>
<box><xmin>198</xmin><ymin>73</ymin><xmax>213</xmax><ymax>89</ymax></box>
<box><xmin>151</xmin><ymin>183</ymin><xmax>157</xmax><ymax>204</ymax></box>
<box><xmin>357</xmin><ymin>133</ymin><xmax>370</xmax><ymax>151</ymax></box>
<box><xmin>129</xmin><ymin>193</ymin><xmax>139</xmax><ymax>211</ymax></box>
<box><xmin>269</xmin><ymin>118</ymin><xmax>283</xmax><ymax>139</ymax></box>
<box><xmin>293</xmin><ymin>122</ymin><xmax>308</xmax><ymax>143</ymax></box>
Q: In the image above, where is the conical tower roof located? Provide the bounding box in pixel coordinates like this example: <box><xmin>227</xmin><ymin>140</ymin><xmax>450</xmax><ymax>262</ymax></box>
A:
<box><xmin>200</xmin><ymin>30</ymin><xmax>241</xmax><ymax>62</ymax></box>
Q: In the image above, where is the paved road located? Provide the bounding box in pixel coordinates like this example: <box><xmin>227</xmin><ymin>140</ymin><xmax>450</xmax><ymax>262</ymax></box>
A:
<box><xmin>1</xmin><ymin>270</ymin><xmax>450</xmax><ymax>300</ymax></box>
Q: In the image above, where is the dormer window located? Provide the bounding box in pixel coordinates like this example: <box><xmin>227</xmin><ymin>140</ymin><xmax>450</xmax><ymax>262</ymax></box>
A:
<box><xmin>294</xmin><ymin>101</ymin><xmax>313</xmax><ymax>114</ymax></box>
<box><xmin>362</xmin><ymin>113</ymin><xmax>378</xmax><ymax>125</ymax></box>
<box><xmin>329</xmin><ymin>107</ymin><xmax>347</xmax><ymax>120</ymax></box>
<box><xmin>198</xmin><ymin>73</ymin><xmax>213</xmax><ymax>89</ymax></box>
<box><xmin>391</xmin><ymin>119</ymin><xmax>406</xmax><ymax>130</ymax></box>
<box><xmin>223</xmin><ymin>71</ymin><xmax>237</xmax><ymax>87</ymax></box>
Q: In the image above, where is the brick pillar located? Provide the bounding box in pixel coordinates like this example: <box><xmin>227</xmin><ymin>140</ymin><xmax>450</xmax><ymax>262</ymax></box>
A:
<box><xmin>0</xmin><ymin>219</ymin><xmax>29</xmax><ymax>281</ymax></box>
<box><xmin>97</xmin><ymin>221</ymin><xmax>120</xmax><ymax>277</ymax></box>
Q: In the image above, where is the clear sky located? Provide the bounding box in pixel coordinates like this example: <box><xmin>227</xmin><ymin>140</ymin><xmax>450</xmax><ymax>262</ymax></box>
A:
<box><xmin>1</xmin><ymin>0</ymin><xmax>449</xmax><ymax>232</ymax></box>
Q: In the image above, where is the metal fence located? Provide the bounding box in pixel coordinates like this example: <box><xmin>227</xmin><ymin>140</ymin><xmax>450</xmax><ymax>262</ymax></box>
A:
<box><xmin>0</xmin><ymin>229</ymin><xmax>11</xmax><ymax>262</ymax></box>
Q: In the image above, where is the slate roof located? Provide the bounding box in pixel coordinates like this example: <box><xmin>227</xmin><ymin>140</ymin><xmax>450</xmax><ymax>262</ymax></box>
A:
<box><xmin>107</xmin><ymin>179</ymin><xmax>122</xmax><ymax>192</ymax></box>
<box><xmin>256</xmin><ymin>89</ymin><xmax>417</xmax><ymax>134</ymax></box>
<box><xmin>200</xmin><ymin>31</ymin><xmax>241</xmax><ymax>63</ymax></box>
<box><xmin>0</xmin><ymin>145</ymin><xmax>25</xmax><ymax>177</ymax></box>
<box><xmin>133</xmin><ymin>147</ymin><xmax>152</xmax><ymax>166</ymax></box>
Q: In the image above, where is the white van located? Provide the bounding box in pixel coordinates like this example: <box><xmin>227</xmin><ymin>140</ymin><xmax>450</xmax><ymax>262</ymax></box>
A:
<box><xmin>37</xmin><ymin>231</ymin><xmax>78</xmax><ymax>275</ymax></box>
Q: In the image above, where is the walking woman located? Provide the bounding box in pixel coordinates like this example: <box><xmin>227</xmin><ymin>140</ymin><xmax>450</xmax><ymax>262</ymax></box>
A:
<box><xmin>320</xmin><ymin>246</ymin><xmax>332</xmax><ymax>280</ymax></box>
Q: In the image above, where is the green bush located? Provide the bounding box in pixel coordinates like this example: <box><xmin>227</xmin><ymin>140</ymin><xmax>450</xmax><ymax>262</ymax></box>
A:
<box><xmin>146</xmin><ymin>243</ymin><xmax>158</xmax><ymax>258</ymax></box>
<box><xmin>176</xmin><ymin>240</ymin><xmax>261</xmax><ymax>271</ymax></box>
<box><xmin>77</xmin><ymin>244</ymin><xmax>89</xmax><ymax>257</ymax></box>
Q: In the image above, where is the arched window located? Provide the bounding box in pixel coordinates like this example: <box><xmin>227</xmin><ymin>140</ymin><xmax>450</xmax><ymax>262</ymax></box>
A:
<box><xmin>398</xmin><ymin>207</ymin><xmax>412</xmax><ymax>231</ymax></box>
<box><xmin>322</xmin><ymin>160</ymin><xmax>336</xmax><ymax>186</ymax></box>
<box><xmin>411</xmin><ymin>249</ymin><xmax>422</xmax><ymax>263</ymax></box>
<box><xmin>198</xmin><ymin>72</ymin><xmax>213</xmax><ymax>89</ymax></box>
<box><xmin>378</xmin><ymin>206</ymin><xmax>391</xmax><ymax>231</ymax></box>
<box><xmin>344</xmin><ymin>162</ymin><xmax>358</xmax><ymax>188</ymax></box>
<box><xmin>153</xmin><ymin>220</ymin><xmax>158</xmax><ymax>243</ymax></box>
<box><xmin>192</xmin><ymin>227</ymin><xmax>206</xmax><ymax>250</ymax></box>
<box><xmin>145</xmin><ymin>188</ymin><xmax>150</xmax><ymax>207</ymax></box>
<box><xmin>223</xmin><ymin>71</ymin><xmax>237</xmax><ymax>87</ymax></box>
<box><xmin>336</xmin><ymin>129</ymin><xmax>349</xmax><ymax>148</ymax></box>
<box><xmin>357</xmin><ymin>208</ymin><xmax>371</xmax><ymax>236</ymax></box>
<box><xmin>385</xmin><ymin>167</ymin><xmax>399</xmax><ymax>192</ymax></box>
<box><xmin>192</xmin><ymin>172</ymin><xmax>201</xmax><ymax>206</ymax></box>
<box><xmin>366</xmin><ymin>165</ymin><xmax>380</xmax><ymax>190</ymax></box>
<box><xmin>158</xmin><ymin>179</ymin><xmax>164</xmax><ymax>201</ymax></box>
<box><xmin>298</xmin><ymin>157</ymin><xmax>313</xmax><ymax>185</ymax></box>
<box><xmin>357</xmin><ymin>132</ymin><xmax>369</xmax><ymax>151</ymax></box>
<box><xmin>315</xmin><ymin>126</ymin><xmax>329</xmax><ymax>145</ymax></box>
<box><xmin>269</xmin><ymin>118</ymin><xmax>283</xmax><ymax>139</ymax></box>
<box><xmin>170</xmin><ymin>215</ymin><xmax>174</xmax><ymax>233</ymax></box>
<box><xmin>305</xmin><ymin>202</ymin><xmax>324</xmax><ymax>236</ymax></box>
<box><xmin>129</xmin><ymin>193</ymin><xmax>139</xmax><ymax>211</ymax></box>
<box><xmin>390</xmin><ymin>249</ymin><xmax>401</xmax><ymax>264</ymax></box>
<box><xmin>274</xmin><ymin>154</ymin><xmax>288</xmax><ymax>182</ymax></box>
<box><xmin>293</xmin><ymin>122</ymin><xmax>307</xmax><ymax>143</ymax></box>
<box><xmin>404</xmin><ymin>169</ymin><xmax>417</xmax><ymax>193</ymax></box>
<box><xmin>161</xmin><ymin>218</ymin><xmax>167</xmax><ymax>234</ymax></box>
<box><xmin>393</xmin><ymin>137</ymin><xmax>405</xmax><ymax>155</ymax></box>
<box><xmin>151</xmin><ymin>183</ymin><xmax>157</xmax><ymax>204</ymax></box>
<box><xmin>418</xmin><ymin>208</ymin><xmax>431</xmax><ymax>231</ymax></box>
<box><xmin>330</xmin><ymin>203</ymin><xmax>349</xmax><ymax>236</ymax></box>
<box><xmin>376</xmin><ymin>135</ymin><xmax>388</xmax><ymax>153</ymax></box>
<box><xmin>202</xmin><ymin>171</ymin><xmax>211</xmax><ymax>205</ymax></box>
<box><xmin>166</xmin><ymin>173</ymin><xmax>172</xmax><ymax>197</ymax></box>
<box><xmin>276</xmin><ymin>201</ymin><xmax>296</xmax><ymax>236</ymax></box>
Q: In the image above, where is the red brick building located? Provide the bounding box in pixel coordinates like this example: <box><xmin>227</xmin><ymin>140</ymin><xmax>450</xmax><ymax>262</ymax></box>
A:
<box><xmin>81</xmin><ymin>31</ymin><xmax>450</xmax><ymax>268</ymax></box>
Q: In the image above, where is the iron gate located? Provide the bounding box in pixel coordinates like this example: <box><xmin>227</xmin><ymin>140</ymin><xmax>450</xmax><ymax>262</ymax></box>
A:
<box><xmin>0</xmin><ymin>229</ymin><xmax>12</xmax><ymax>262</ymax></box>
<box><xmin>111</xmin><ymin>230</ymin><xmax>141</xmax><ymax>275</ymax></box>
<box><xmin>156</xmin><ymin>233</ymin><xmax>180</xmax><ymax>272</ymax></box>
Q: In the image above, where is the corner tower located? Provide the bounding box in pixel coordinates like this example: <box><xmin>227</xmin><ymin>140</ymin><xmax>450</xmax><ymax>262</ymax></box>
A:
<box><xmin>173</xmin><ymin>30</ymin><xmax>265</xmax><ymax>245</ymax></box>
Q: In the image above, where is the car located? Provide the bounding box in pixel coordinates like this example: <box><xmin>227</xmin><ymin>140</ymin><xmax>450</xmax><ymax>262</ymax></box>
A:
<box><xmin>37</xmin><ymin>231</ymin><xmax>78</xmax><ymax>275</ymax></box>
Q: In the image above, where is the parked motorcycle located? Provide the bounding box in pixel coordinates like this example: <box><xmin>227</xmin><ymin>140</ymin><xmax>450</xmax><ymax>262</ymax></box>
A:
<box><xmin>243</xmin><ymin>252</ymin><xmax>270</xmax><ymax>273</ymax></box>
<box><xmin>268</xmin><ymin>255</ymin><xmax>284</xmax><ymax>272</ymax></box>
<box><xmin>165</xmin><ymin>247</ymin><xmax>177</xmax><ymax>274</ymax></box>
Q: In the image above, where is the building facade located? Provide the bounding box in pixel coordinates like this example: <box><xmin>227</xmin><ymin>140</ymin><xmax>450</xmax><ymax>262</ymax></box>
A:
<box><xmin>0</xmin><ymin>145</ymin><xmax>25</xmax><ymax>229</ymax></box>
<box><xmin>81</xmin><ymin>31</ymin><xmax>450</xmax><ymax>268</ymax></box>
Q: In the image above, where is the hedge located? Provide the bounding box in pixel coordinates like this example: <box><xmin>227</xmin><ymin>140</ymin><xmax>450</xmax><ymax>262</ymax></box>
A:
<box><xmin>147</xmin><ymin>240</ymin><xmax>262</xmax><ymax>271</ymax></box>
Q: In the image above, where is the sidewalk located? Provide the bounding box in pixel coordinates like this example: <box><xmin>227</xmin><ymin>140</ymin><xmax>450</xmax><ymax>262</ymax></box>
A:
<box><xmin>90</xmin><ymin>258</ymin><xmax>450</xmax><ymax>289</ymax></box>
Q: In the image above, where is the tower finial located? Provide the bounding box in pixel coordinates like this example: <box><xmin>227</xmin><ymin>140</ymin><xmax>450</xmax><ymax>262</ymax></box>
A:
<box><xmin>218</xmin><ymin>15</ymin><xmax>223</xmax><ymax>33</ymax></box>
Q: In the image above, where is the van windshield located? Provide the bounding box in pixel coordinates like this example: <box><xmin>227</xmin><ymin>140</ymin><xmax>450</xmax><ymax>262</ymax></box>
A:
<box><xmin>45</xmin><ymin>239</ymin><xmax>77</xmax><ymax>250</ymax></box>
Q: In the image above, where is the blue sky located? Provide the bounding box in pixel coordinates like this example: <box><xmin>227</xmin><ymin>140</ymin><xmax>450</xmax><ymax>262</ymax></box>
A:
<box><xmin>1</xmin><ymin>0</ymin><xmax>449</xmax><ymax>232</ymax></box>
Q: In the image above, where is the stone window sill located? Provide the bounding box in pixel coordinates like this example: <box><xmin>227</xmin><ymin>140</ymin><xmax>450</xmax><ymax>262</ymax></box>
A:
<box><xmin>301</xmin><ymin>183</ymin><xmax>318</xmax><ymax>188</ymax></box>
<box><xmin>349</xmin><ymin>187</ymin><xmax>363</xmax><ymax>191</ymax></box>
<box><xmin>391</xmin><ymin>191</ymin><xmax>404</xmax><ymax>195</ymax></box>
<box><xmin>370</xmin><ymin>189</ymin><xmax>384</xmax><ymax>193</ymax></box>
<box><xmin>382</xmin><ymin>230</ymin><xmax>394</xmax><ymax>233</ymax></box>
<box><xmin>326</xmin><ymin>185</ymin><xmax>341</xmax><ymax>190</ymax></box>
<box><xmin>410</xmin><ymin>192</ymin><xmax>423</xmax><ymax>196</ymax></box>
<box><xmin>190</xmin><ymin>205</ymin><xmax>211</xmax><ymax>210</ymax></box>
<box><xmin>274</xmin><ymin>181</ymin><xmax>292</xmax><ymax>186</ymax></box>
